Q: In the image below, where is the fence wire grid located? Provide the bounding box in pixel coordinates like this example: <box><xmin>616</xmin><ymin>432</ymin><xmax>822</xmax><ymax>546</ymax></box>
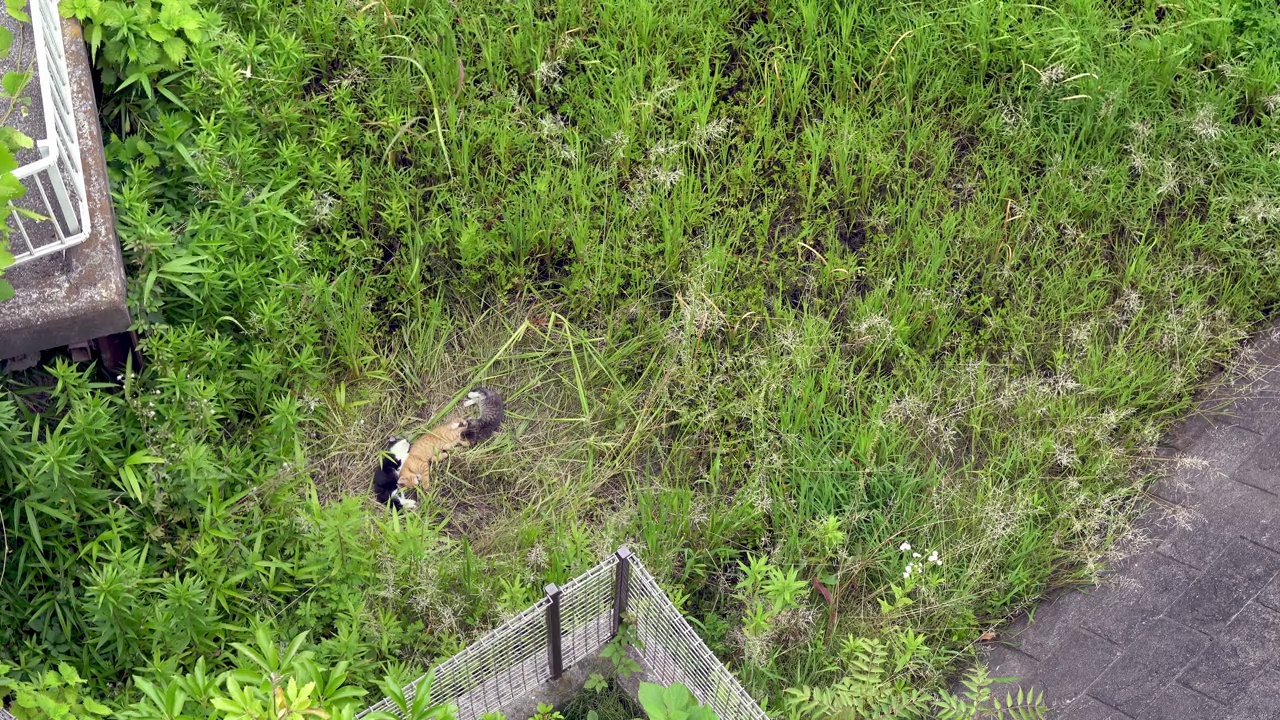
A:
<box><xmin>627</xmin><ymin>555</ymin><xmax>768</xmax><ymax>720</ymax></box>
<box><xmin>359</xmin><ymin>549</ymin><xmax>767</xmax><ymax>720</ymax></box>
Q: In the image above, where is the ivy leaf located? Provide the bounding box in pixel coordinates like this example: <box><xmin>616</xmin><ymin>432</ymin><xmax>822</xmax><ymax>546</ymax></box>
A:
<box><xmin>5</xmin><ymin>0</ymin><xmax>29</xmax><ymax>23</ymax></box>
<box><xmin>0</xmin><ymin>280</ymin><xmax>13</xmax><ymax>303</ymax></box>
<box><xmin>0</xmin><ymin>172</ymin><xmax>26</xmax><ymax>204</ymax></box>
<box><xmin>0</xmin><ymin>143</ymin><xmax>18</xmax><ymax>173</ymax></box>
<box><xmin>0</xmin><ymin>26</ymin><xmax>12</xmax><ymax>57</ymax></box>
<box><xmin>0</xmin><ymin>127</ymin><xmax>33</xmax><ymax>150</ymax></box>
<box><xmin>2</xmin><ymin>70</ymin><xmax>29</xmax><ymax>98</ymax></box>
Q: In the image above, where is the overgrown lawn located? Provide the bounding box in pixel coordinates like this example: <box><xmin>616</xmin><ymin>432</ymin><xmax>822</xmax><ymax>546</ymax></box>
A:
<box><xmin>3</xmin><ymin>0</ymin><xmax>1279</xmax><ymax>714</ymax></box>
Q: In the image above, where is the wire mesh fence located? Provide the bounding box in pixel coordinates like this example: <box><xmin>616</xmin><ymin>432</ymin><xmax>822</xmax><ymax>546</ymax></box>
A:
<box><xmin>359</xmin><ymin>548</ymin><xmax>767</xmax><ymax>720</ymax></box>
<box><xmin>556</xmin><ymin>553</ymin><xmax>618</xmax><ymax>670</ymax></box>
<box><xmin>361</xmin><ymin>595</ymin><xmax>553</xmax><ymax>719</ymax></box>
<box><xmin>626</xmin><ymin>555</ymin><xmax>768</xmax><ymax>720</ymax></box>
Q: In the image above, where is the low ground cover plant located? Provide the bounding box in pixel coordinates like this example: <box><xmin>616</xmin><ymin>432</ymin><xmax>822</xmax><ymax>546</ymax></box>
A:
<box><xmin>3</xmin><ymin>0</ymin><xmax>1279</xmax><ymax>716</ymax></box>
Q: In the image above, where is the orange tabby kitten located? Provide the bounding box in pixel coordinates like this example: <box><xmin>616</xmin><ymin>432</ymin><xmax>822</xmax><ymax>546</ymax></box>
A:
<box><xmin>397</xmin><ymin>388</ymin><xmax>504</xmax><ymax>495</ymax></box>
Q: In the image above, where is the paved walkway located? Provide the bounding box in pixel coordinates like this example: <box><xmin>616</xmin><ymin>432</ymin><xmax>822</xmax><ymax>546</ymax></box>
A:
<box><xmin>984</xmin><ymin>325</ymin><xmax>1280</xmax><ymax>719</ymax></box>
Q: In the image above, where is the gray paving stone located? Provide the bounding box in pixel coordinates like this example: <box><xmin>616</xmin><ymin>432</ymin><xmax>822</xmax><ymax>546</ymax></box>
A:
<box><xmin>1156</xmin><ymin>485</ymin><xmax>1280</xmax><ymax>569</ymax></box>
<box><xmin>1226</xmin><ymin>360</ymin><xmax>1280</xmax><ymax>425</ymax></box>
<box><xmin>1181</xmin><ymin>603</ymin><xmax>1280</xmax><ymax>704</ymax></box>
<box><xmin>1166</xmin><ymin>419</ymin><xmax>1264</xmax><ymax>467</ymax></box>
<box><xmin>1189</xmin><ymin>423</ymin><xmax>1265</xmax><ymax>476</ymax></box>
<box><xmin>1167</xmin><ymin>538</ymin><xmax>1280</xmax><ymax>634</ymax></box>
<box><xmin>1230</xmin><ymin>392</ymin><xmax>1280</xmax><ymax>429</ymax></box>
<box><xmin>1217</xmin><ymin>668</ymin><xmax>1280</xmax><ymax>720</ymax></box>
<box><xmin>1133</xmin><ymin>683</ymin><xmax>1223</xmax><ymax>720</ymax></box>
<box><xmin>1088</xmin><ymin>617</ymin><xmax>1210</xmax><ymax>716</ymax></box>
<box><xmin>1257</xmin><ymin>575</ymin><xmax>1280</xmax><ymax>612</ymax></box>
<box><xmin>1151</xmin><ymin>441</ymin><xmax>1267</xmax><ymax>511</ymax></box>
<box><xmin>1245</xmin><ymin>513</ymin><xmax>1280</xmax><ymax>556</ymax></box>
<box><xmin>1013</xmin><ymin>592</ymin><xmax>1091</xmax><ymax>661</ymax></box>
<box><xmin>1166</xmin><ymin>410</ymin><xmax>1237</xmax><ymax>452</ymax></box>
<box><xmin>1037</xmin><ymin>628</ymin><xmax>1121</xmax><ymax>705</ymax></box>
<box><xmin>1159</xmin><ymin>523</ymin><xmax>1245</xmax><ymax>571</ymax></box>
<box><xmin>1234</xmin><ymin>432</ymin><xmax>1280</xmax><ymax>496</ymax></box>
<box><xmin>1081</xmin><ymin>552</ymin><xmax>1200</xmax><ymax>646</ymax></box>
<box><xmin>985</xmin><ymin>645</ymin><xmax>1041</xmax><ymax>683</ymax></box>
<box><xmin>1128</xmin><ymin>504</ymin><xmax>1179</xmax><ymax>543</ymax></box>
<box><xmin>1058</xmin><ymin>696</ymin><xmax>1131</xmax><ymax>720</ymax></box>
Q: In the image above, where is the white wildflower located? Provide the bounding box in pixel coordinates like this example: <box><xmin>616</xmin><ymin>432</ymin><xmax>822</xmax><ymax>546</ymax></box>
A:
<box><xmin>899</xmin><ymin>541</ymin><xmax>912</xmax><ymax>552</ymax></box>
<box><xmin>652</xmin><ymin>80</ymin><xmax>681</xmax><ymax>104</ymax></box>
<box><xmin>310</xmin><ymin>192</ymin><xmax>336</xmax><ymax>223</ymax></box>
<box><xmin>526</xmin><ymin>544</ymin><xmax>548</xmax><ymax>568</ymax></box>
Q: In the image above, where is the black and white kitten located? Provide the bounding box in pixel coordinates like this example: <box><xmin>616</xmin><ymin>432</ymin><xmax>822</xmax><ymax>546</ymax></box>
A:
<box><xmin>371</xmin><ymin>436</ymin><xmax>415</xmax><ymax>510</ymax></box>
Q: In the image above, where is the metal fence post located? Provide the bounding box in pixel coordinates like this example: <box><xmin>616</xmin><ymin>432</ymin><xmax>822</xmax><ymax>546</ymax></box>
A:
<box><xmin>545</xmin><ymin>583</ymin><xmax>564</xmax><ymax>679</ymax></box>
<box><xmin>612</xmin><ymin>547</ymin><xmax>632</xmax><ymax>635</ymax></box>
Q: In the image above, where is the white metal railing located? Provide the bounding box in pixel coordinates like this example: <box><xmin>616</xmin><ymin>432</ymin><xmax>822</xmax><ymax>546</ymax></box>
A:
<box><xmin>6</xmin><ymin>0</ymin><xmax>89</xmax><ymax>264</ymax></box>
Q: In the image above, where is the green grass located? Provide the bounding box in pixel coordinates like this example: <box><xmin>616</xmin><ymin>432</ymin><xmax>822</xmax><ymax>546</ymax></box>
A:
<box><xmin>3</xmin><ymin>0</ymin><xmax>1280</xmax><ymax>716</ymax></box>
<box><xmin>561</xmin><ymin>681</ymin><xmax>645</xmax><ymax>720</ymax></box>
